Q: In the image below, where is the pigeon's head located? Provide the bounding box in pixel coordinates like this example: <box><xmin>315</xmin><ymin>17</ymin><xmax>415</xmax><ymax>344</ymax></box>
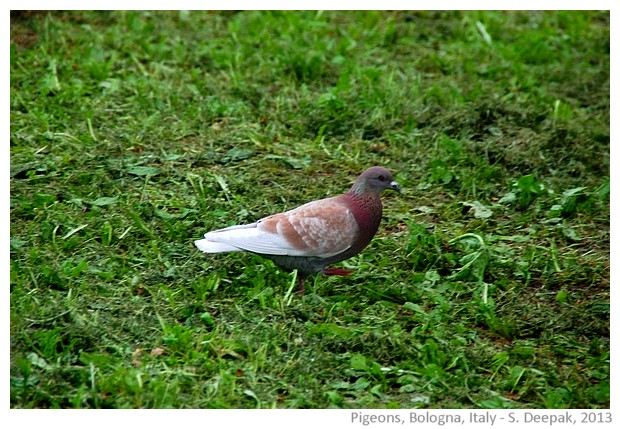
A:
<box><xmin>352</xmin><ymin>166</ymin><xmax>401</xmax><ymax>195</ymax></box>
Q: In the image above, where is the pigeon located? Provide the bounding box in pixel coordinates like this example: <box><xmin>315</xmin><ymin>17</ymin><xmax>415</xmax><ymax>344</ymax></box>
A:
<box><xmin>195</xmin><ymin>166</ymin><xmax>401</xmax><ymax>294</ymax></box>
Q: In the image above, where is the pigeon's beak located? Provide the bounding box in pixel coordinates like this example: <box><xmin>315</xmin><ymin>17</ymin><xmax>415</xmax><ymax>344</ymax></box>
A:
<box><xmin>389</xmin><ymin>181</ymin><xmax>402</xmax><ymax>193</ymax></box>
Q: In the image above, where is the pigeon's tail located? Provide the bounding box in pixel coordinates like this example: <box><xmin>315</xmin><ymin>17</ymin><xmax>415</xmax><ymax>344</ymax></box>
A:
<box><xmin>194</xmin><ymin>238</ymin><xmax>241</xmax><ymax>253</ymax></box>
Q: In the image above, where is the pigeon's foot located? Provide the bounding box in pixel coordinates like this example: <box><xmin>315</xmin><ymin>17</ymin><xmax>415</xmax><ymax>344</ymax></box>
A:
<box><xmin>322</xmin><ymin>267</ymin><xmax>353</xmax><ymax>277</ymax></box>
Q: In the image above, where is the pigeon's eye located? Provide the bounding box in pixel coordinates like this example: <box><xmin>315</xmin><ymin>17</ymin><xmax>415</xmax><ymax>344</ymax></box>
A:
<box><xmin>378</xmin><ymin>175</ymin><xmax>386</xmax><ymax>181</ymax></box>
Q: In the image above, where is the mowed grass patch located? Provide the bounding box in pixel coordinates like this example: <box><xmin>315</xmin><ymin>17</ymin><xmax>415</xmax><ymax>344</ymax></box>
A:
<box><xmin>10</xmin><ymin>11</ymin><xmax>609</xmax><ymax>408</ymax></box>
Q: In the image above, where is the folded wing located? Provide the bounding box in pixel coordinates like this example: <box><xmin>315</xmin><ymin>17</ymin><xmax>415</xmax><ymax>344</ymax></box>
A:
<box><xmin>194</xmin><ymin>197</ymin><xmax>358</xmax><ymax>258</ymax></box>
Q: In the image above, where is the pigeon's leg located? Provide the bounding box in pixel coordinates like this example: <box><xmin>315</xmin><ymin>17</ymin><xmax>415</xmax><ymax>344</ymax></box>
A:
<box><xmin>296</xmin><ymin>274</ymin><xmax>307</xmax><ymax>296</ymax></box>
<box><xmin>322</xmin><ymin>267</ymin><xmax>353</xmax><ymax>276</ymax></box>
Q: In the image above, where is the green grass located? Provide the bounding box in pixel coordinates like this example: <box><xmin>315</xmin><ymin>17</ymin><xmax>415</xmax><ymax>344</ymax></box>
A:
<box><xmin>10</xmin><ymin>10</ymin><xmax>609</xmax><ymax>409</ymax></box>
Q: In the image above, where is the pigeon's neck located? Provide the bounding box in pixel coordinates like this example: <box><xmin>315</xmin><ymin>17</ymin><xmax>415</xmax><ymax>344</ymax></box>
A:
<box><xmin>343</xmin><ymin>190</ymin><xmax>383</xmax><ymax>241</ymax></box>
<box><xmin>348</xmin><ymin>180</ymin><xmax>369</xmax><ymax>197</ymax></box>
<box><xmin>347</xmin><ymin>180</ymin><xmax>382</xmax><ymax>204</ymax></box>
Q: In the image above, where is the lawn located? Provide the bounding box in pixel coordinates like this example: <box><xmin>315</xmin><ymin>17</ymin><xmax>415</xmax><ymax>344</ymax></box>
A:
<box><xmin>10</xmin><ymin>10</ymin><xmax>609</xmax><ymax>408</ymax></box>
